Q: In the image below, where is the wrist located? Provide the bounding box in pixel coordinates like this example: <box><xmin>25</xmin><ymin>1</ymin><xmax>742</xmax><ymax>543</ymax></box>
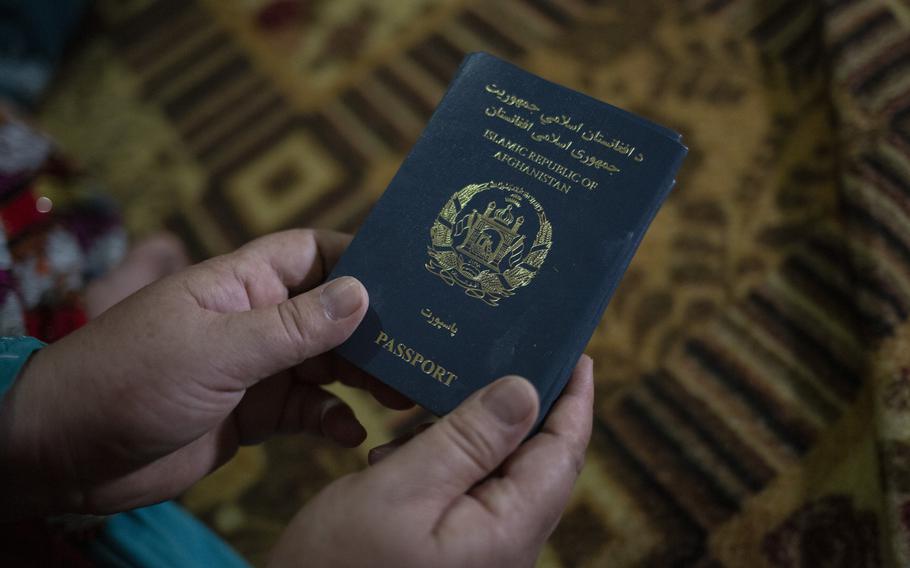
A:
<box><xmin>0</xmin><ymin>341</ymin><xmax>83</xmax><ymax>518</ymax></box>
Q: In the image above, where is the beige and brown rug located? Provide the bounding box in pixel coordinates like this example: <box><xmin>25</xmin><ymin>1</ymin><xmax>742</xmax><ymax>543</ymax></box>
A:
<box><xmin>37</xmin><ymin>0</ymin><xmax>910</xmax><ymax>565</ymax></box>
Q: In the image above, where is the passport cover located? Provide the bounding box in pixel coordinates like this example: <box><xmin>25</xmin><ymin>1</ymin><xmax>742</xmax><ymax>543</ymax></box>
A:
<box><xmin>328</xmin><ymin>52</ymin><xmax>687</xmax><ymax>426</ymax></box>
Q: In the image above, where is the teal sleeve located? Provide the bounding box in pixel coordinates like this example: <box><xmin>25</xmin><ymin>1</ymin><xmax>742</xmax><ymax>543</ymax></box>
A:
<box><xmin>86</xmin><ymin>502</ymin><xmax>251</xmax><ymax>568</ymax></box>
<box><xmin>0</xmin><ymin>336</ymin><xmax>251</xmax><ymax>568</ymax></box>
<box><xmin>0</xmin><ymin>336</ymin><xmax>47</xmax><ymax>393</ymax></box>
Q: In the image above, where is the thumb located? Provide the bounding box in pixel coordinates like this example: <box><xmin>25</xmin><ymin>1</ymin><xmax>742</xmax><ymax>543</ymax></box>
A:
<box><xmin>217</xmin><ymin>276</ymin><xmax>368</xmax><ymax>384</ymax></box>
<box><xmin>375</xmin><ymin>376</ymin><xmax>539</xmax><ymax>503</ymax></box>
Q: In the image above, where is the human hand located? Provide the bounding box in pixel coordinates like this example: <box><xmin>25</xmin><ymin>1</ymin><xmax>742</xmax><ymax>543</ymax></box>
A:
<box><xmin>0</xmin><ymin>229</ymin><xmax>411</xmax><ymax>517</ymax></box>
<box><xmin>269</xmin><ymin>356</ymin><xmax>594</xmax><ymax>568</ymax></box>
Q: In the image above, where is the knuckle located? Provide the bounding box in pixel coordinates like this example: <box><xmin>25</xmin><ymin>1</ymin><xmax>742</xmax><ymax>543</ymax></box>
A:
<box><xmin>569</xmin><ymin>428</ymin><xmax>591</xmax><ymax>472</ymax></box>
<box><xmin>275</xmin><ymin>300</ymin><xmax>313</xmax><ymax>361</ymax></box>
<box><xmin>288</xmin><ymin>227</ymin><xmax>314</xmax><ymax>239</ymax></box>
<box><xmin>440</xmin><ymin>413</ymin><xmax>502</xmax><ymax>475</ymax></box>
<box><xmin>573</xmin><ymin>451</ymin><xmax>587</xmax><ymax>475</ymax></box>
<box><xmin>556</xmin><ymin>439</ymin><xmax>586</xmax><ymax>476</ymax></box>
<box><xmin>287</xmin><ymin>228</ymin><xmax>316</xmax><ymax>251</ymax></box>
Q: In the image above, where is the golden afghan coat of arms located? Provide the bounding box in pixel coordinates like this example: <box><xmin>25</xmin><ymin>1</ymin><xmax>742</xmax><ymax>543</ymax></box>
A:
<box><xmin>425</xmin><ymin>181</ymin><xmax>553</xmax><ymax>307</ymax></box>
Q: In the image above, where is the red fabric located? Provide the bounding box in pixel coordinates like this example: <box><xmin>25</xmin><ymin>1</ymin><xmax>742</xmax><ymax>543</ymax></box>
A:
<box><xmin>25</xmin><ymin>303</ymin><xmax>88</xmax><ymax>343</ymax></box>
<box><xmin>1</xmin><ymin>189</ymin><xmax>50</xmax><ymax>240</ymax></box>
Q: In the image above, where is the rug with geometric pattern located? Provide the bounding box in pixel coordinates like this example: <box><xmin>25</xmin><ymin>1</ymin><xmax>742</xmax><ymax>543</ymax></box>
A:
<box><xmin>37</xmin><ymin>0</ymin><xmax>910</xmax><ymax>565</ymax></box>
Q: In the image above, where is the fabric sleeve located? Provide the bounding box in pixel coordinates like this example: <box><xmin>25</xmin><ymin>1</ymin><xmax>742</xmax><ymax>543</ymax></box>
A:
<box><xmin>0</xmin><ymin>335</ymin><xmax>46</xmax><ymax>395</ymax></box>
<box><xmin>0</xmin><ymin>336</ymin><xmax>250</xmax><ymax>567</ymax></box>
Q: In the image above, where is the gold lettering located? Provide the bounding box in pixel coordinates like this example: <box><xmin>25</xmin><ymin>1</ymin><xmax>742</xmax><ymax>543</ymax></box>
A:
<box><xmin>492</xmin><ymin>150</ymin><xmax>572</xmax><ymax>194</ymax></box>
<box><xmin>481</xmin><ymin>84</ymin><xmax>652</xmax><ymax>195</ymax></box>
<box><xmin>420</xmin><ymin>307</ymin><xmax>459</xmax><ymax>337</ymax></box>
<box><xmin>483</xmin><ymin>84</ymin><xmax>540</xmax><ymax>112</ymax></box>
<box><xmin>372</xmin><ymin>330</ymin><xmax>459</xmax><ymax>387</ymax></box>
<box><xmin>485</xmin><ymin>130</ymin><xmax>531</xmax><ymax>158</ymax></box>
<box><xmin>443</xmin><ymin>372</ymin><xmax>458</xmax><ymax>386</ymax></box>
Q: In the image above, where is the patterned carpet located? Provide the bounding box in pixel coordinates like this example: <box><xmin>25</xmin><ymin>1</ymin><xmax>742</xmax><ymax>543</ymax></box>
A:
<box><xmin>36</xmin><ymin>0</ymin><xmax>910</xmax><ymax>565</ymax></box>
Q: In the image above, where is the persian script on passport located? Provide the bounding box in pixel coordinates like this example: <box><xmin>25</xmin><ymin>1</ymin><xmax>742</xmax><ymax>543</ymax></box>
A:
<box><xmin>328</xmin><ymin>52</ymin><xmax>687</xmax><ymax>425</ymax></box>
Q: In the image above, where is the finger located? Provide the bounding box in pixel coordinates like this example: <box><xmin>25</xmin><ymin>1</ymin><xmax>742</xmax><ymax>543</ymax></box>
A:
<box><xmin>367</xmin><ymin>423</ymin><xmax>433</xmax><ymax>465</ymax></box>
<box><xmin>462</xmin><ymin>355</ymin><xmax>594</xmax><ymax>541</ymax></box>
<box><xmin>339</xmin><ymin>370</ymin><xmax>415</xmax><ymax>411</ymax></box>
<box><xmin>320</xmin><ymin>397</ymin><xmax>368</xmax><ymax>448</ymax></box>
<box><xmin>77</xmin><ymin>421</ymin><xmax>240</xmax><ymax>514</ymax></box>
<box><xmin>373</xmin><ymin>376</ymin><xmax>539</xmax><ymax>503</ymax></box>
<box><xmin>295</xmin><ymin>353</ymin><xmax>415</xmax><ymax>410</ymax></box>
<box><xmin>537</xmin><ymin>354</ymin><xmax>594</xmax><ymax>448</ymax></box>
<box><xmin>236</xmin><ymin>378</ymin><xmax>366</xmax><ymax>447</ymax></box>
<box><xmin>367</xmin><ymin>439</ymin><xmax>407</xmax><ymax>466</ymax></box>
<box><xmin>232</xmin><ymin>229</ymin><xmax>353</xmax><ymax>295</ymax></box>
<box><xmin>217</xmin><ymin>276</ymin><xmax>368</xmax><ymax>384</ymax></box>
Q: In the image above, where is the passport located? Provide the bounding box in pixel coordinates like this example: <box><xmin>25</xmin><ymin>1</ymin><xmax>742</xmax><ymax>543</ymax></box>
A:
<box><xmin>328</xmin><ymin>52</ymin><xmax>687</xmax><ymax>426</ymax></box>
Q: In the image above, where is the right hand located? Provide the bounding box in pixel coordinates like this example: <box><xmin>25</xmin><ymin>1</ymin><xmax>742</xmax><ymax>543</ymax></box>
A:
<box><xmin>269</xmin><ymin>355</ymin><xmax>594</xmax><ymax>568</ymax></box>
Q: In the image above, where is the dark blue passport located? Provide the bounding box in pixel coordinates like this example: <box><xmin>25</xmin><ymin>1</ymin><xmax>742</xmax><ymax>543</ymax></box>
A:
<box><xmin>328</xmin><ymin>52</ymin><xmax>687</xmax><ymax>425</ymax></box>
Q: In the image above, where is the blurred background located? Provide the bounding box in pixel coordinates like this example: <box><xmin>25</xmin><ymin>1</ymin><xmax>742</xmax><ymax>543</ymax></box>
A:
<box><xmin>8</xmin><ymin>0</ymin><xmax>910</xmax><ymax>565</ymax></box>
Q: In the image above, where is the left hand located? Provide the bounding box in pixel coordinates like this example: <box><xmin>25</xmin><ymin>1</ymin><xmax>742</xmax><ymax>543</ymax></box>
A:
<box><xmin>269</xmin><ymin>356</ymin><xmax>594</xmax><ymax>568</ymax></box>
<box><xmin>0</xmin><ymin>229</ymin><xmax>410</xmax><ymax>517</ymax></box>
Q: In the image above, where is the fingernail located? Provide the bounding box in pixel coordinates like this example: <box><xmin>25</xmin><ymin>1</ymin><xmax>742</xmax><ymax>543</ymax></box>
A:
<box><xmin>335</xmin><ymin>421</ymin><xmax>367</xmax><ymax>448</ymax></box>
<box><xmin>321</xmin><ymin>399</ymin><xmax>366</xmax><ymax>447</ymax></box>
<box><xmin>368</xmin><ymin>436</ymin><xmax>408</xmax><ymax>464</ymax></box>
<box><xmin>482</xmin><ymin>376</ymin><xmax>536</xmax><ymax>425</ymax></box>
<box><xmin>321</xmin><ymin>277</ymin><xmax>364</xmax><ymax>320</ymax></box>
<box><xmin>368</xmin><ymin>444</ymin><xmax>396</xmax><ymax>465</ymax></box>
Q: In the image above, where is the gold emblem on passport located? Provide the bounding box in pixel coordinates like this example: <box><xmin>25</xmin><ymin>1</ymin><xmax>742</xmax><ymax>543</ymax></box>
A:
<box><xmin>426</xmin><ymin>181</ymin><xmax>553</xmax><ymax>307</ymax></box>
